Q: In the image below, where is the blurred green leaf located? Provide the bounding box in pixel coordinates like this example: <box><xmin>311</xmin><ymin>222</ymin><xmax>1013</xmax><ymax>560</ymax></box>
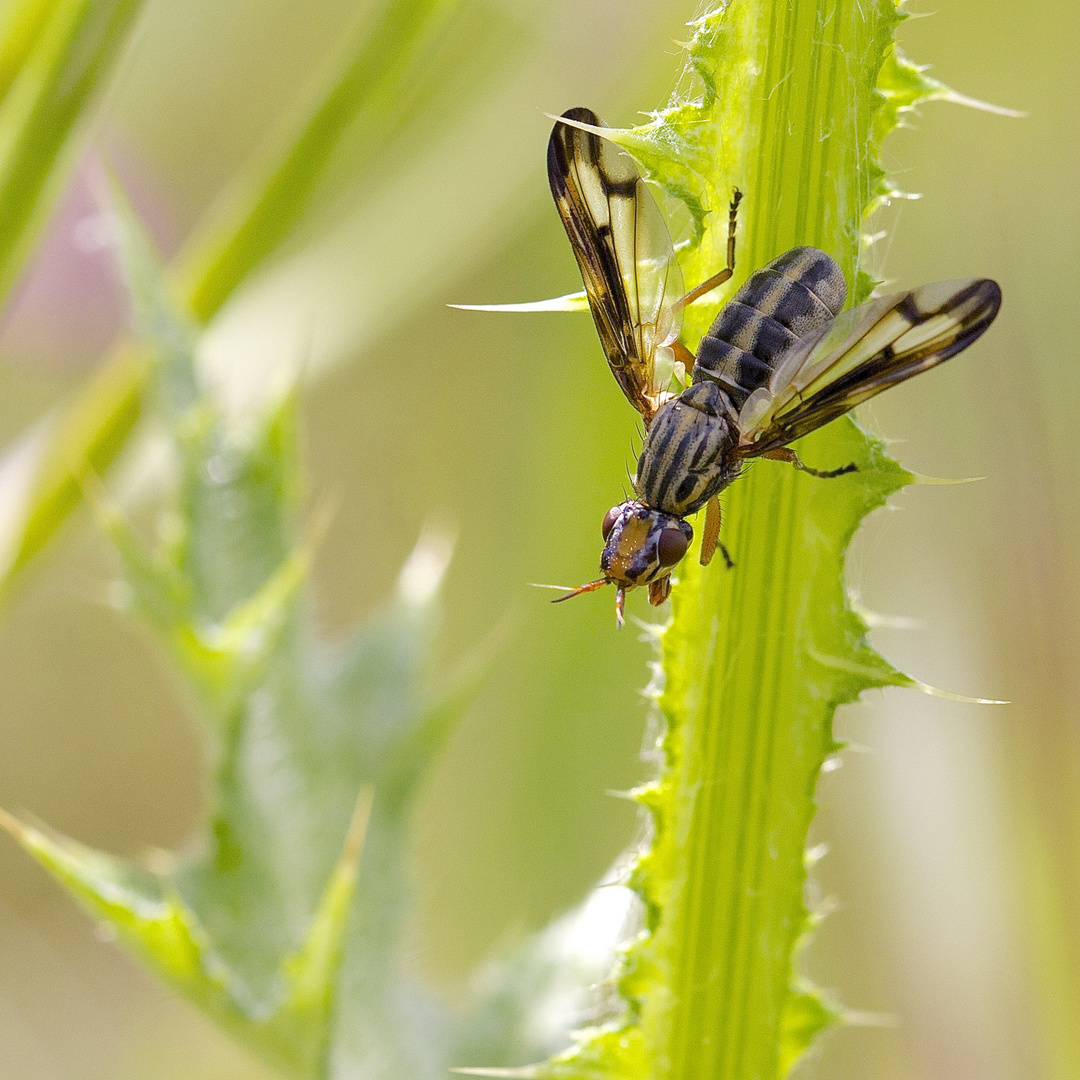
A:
<box><xmin>0</xmin><ymin>792</ymin><xmax>373</xmax><ymax>1078</ymax></box>
<box><xmin>2</xmin><ymin>171</ymin><xmax>478</xmax><ymax>1077</ymax></box>
<box><xmin>0</xmin><ymin>0</ymin><xmax>56</xmax><ymax>106</ymax></box>
<box><xmin>101</xmin><ymin>165</ymin><xmax>200</xmax><ymax>418</ymax></box>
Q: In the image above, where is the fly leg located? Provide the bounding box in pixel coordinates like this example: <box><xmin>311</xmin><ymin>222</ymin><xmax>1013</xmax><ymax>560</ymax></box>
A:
<box><xmin>648</xmin><ymin>575</ymin><xmax>672</xmax><ymax>606</ymax></box>
<box><xmin>700</xmin><ymin>495</ymin><xmax>734</xmax><ymax>569</ymax></box>
<box><xmin>761</xmin><ymin>446</ymin><xmax>857</xmax><ymax>478</ymax></box>
<box><xmin>674</xmin><ymin>190</ymin><xmax>743</xmax><ymax>311</ymax></box>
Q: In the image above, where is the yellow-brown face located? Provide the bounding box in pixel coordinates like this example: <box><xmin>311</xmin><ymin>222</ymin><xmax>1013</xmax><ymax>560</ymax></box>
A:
<box><xmin>600</xmin><ymin>494</ymin><xmax>691</xmax><ymax>600</ymax></box>
<box><xmin>552</xmin><ymin>501</ymin><xmax>692</xmax><ymax>627</ymax></box>
<box><xmin>599</xmin><ymin>500</ymin><xmax>693</xmax><ymax>588</ymax></box>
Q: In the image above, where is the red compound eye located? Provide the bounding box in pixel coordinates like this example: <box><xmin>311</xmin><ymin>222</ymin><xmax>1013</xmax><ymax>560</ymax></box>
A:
<box><xmin>601</xmin><ymin>506</ymin><xmax>620</xmax><ymax>539</ymax></box>
<box><xmin>656</xmin><ymin>527</ymin><xmax>689</xmax><ymax>567</ymax></box>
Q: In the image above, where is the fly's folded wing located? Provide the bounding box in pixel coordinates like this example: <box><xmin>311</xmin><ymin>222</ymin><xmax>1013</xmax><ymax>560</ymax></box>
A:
<box><xmin>736</xmin><ymin>278</ymin><xmax>1002</xmax><ymax>455</ymax></box>
<box><xmin>548</xmin><ymin>108</ymin><xmax>684</xmax><ymax>422</ymax></box>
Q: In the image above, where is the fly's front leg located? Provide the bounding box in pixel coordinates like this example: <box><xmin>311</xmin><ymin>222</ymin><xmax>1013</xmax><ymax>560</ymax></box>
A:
<box><xmin>648</xmin><ymin>575</ymin><xmax>672</xmax><ymax>606</ymax></box>
<box><xmin>700</xmin><ymin>495</ymin><xmax>734</xmax><ymax>569</ymax></box>
<box><xmin>674</xmin><ymin>189</ymin><xmax>743</xmax><ymax>311</ymax></box>
<box><xmin>761</xmin><ymin>446</ymin><xmax>857</xmax><ymax>479</ymax></box>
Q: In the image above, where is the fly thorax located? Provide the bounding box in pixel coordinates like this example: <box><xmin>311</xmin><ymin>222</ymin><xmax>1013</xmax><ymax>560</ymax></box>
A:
<box><xmin>636</xmin><ymin>382</ymin><xmax>739</xmax><ymax>516</ymax></box>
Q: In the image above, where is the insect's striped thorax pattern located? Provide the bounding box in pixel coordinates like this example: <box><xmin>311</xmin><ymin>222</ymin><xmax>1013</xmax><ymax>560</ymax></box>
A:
<box><xmin>692</xmin><ymin>247</ymin><xmax>846</xmax><ymax>406</ymax></box>
<box><xmin>636</xmin><ymin>382</ymin><xmax>740</xmax><ymax>517</ymax></box>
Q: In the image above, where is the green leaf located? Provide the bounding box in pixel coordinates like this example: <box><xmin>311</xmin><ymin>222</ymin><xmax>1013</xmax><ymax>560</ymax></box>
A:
<box><xmin>0</xmin><ymin>792</ymin><xmax>373</xmax><ymax>1077</ymax></box>
<box><xmin>91</xmin><ymin>476</ymin><xmax>315</xmax><ymax>733</ymax></box>
<box><xmin>0</xmin><ymin>0</ymin><xmax>57</xmax><ymax>107</ymax></box>
<box><xmin>85</xmin><ymin>172</ymin><xmax>295</xmax><ymax>728</ymax></box>
<box><xmin>5</xmin><ymin>171</ymin><xmax>478</xmax><ymax>1076</ymax></box>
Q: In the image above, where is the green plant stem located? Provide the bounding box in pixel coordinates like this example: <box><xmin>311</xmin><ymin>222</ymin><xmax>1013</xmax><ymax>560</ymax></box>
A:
<box><xmin>649</xmin><ymin>424</ymin><xmax>908</xmax><ymax>1080</ymax></box>
<box><xmin>634</xmin><ymin>3</ymin><xmax>913</xmax><ymax>1074</ymax></box>
<box><xmin>534</xmin><ymin>3</ymin><xmax>960</xmax><ymax>1077</ymax></box>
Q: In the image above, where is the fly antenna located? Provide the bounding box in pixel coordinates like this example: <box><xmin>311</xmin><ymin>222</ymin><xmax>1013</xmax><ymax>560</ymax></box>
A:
<box><xmin>550</xmin><ymin>578</ymin><xmax>608</xmax><ymax>604</ymax></box>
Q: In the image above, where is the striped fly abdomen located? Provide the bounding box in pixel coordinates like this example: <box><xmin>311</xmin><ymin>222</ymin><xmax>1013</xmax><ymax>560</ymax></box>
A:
<box><xmin>692</xmin><ymin>247</ymin><xmax>846</xmax><ymax>406</ymax></box>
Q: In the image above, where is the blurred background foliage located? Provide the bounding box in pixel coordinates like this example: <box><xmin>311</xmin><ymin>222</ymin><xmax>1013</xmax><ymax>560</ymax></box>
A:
<box><xmin>0</xmin><ymin>0</ymin><xmax>1073</xmax><ymax>1079</ymax></box>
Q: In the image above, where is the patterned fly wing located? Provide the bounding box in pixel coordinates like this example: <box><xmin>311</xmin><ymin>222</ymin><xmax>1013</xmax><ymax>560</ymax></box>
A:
<box><xmin>736</xmin><ymin>277</ymin><xmax>1002</xmax><ymax>455</ymax></box>
<box><xmin>547</xmin><ymin>108</ymin><xmax>684</xmax><ymax>422</ymax></box>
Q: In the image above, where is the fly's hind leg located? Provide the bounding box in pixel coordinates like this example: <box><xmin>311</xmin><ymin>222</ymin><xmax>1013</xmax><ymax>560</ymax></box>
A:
<box><xmin>723</xmin><ymin>188</ymin><xmax>742</xmax><ymax>275</ymax></box>
<box><xmin>675</xmin><ymin>189</ymin><xmax>743</xmax><ymax>311</ymax></box>
<box><xmin>762</xmin><ymin>446</ymin><xmax>857</xmax><ymax>479</ymax></box>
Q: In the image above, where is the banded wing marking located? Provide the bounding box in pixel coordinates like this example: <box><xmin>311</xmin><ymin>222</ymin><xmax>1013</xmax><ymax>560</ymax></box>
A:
<box><xmin>737</xmin><ymin>278</ymin><xmax>1002</xmax><ymax>454</ymax></box>
<box><xmin>547</xmin><ymin>108</ymin><xmax>683</xmax><ymax>421</ymax></box>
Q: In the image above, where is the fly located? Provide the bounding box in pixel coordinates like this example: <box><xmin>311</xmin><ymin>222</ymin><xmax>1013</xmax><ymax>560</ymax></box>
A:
<box><xmin>547</xmin><ymin>107</ymin><xmax>1001</xmax><ymax>627</ymax></box>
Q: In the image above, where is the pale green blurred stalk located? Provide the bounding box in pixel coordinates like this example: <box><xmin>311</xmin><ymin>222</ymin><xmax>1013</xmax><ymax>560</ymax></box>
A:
<box><xmin>0</xmin><ymin>0</ymin><xmax>144</xmax><ymax>301</ymax></box>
